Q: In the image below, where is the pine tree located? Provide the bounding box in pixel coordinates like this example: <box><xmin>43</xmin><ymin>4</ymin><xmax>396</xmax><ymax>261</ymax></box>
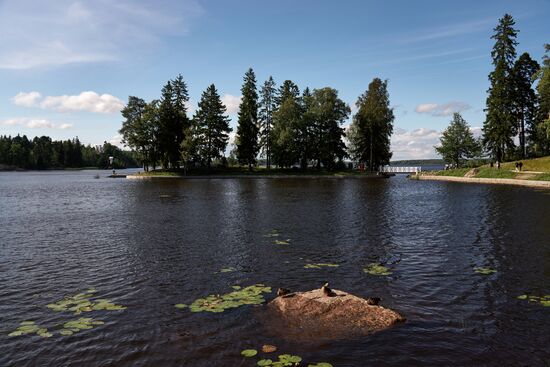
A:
<box><xmin>348</xmin><ymin>78</ymin><xmax>394</xmax><ymax>171</ymax></box>
<box><xmin>512</xmin><ymin>53</ymin><xmax>539</xmax><ymax>157</ymax></box>
<box><xmin>482</xmin><ymin>14</ymin><xmax>518</xmax><ymax>162</ymax></box>
<box><xmin>235</xmin><ymin>68</ymin><xmax>259</xmax><ymax>170</ymax></box>
<box><xmin>435</xmin><ymin>113</ymin><xmax>480</xmax><ymax>167</ymax></box>
<box><xmin>193</xmin><ymin>84</ymin><xmax>232</xmax><ymax>169</ymax></box>
<box><xmin>259</xmin><ymin>76</ymin><xmax>277</xmax><ymax>169</ymax></box>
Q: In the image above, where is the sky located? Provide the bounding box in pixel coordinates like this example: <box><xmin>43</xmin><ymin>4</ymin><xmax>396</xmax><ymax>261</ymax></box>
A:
<box><xmin>0</xmin><ymin>0</ymin><xmax>548</xmax><ymax>160</ymax></box>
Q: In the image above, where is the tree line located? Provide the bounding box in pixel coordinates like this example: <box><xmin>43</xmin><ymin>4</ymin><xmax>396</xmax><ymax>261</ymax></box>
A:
<box><xmin>0</xmin><ymin>135</ymin><xmax>137</xmax><ymax>170</ymax></box>
<box><xmin>438</xmin><ymin>14</ymin><xmax>550</xmax><ymax>167</ymax></box>
<box><xmin>120</xmin><ymin>71</ymin><xmax>395</xmax><ymax>172</ymax></box>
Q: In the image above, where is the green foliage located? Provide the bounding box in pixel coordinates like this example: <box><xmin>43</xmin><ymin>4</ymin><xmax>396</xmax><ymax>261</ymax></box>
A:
<box><xmin>435</xmin><ymin>113</ymin><xmax>480</xmax><ymax>167</ymax></box>
<box><xmin>304</xmin><ymin>263</ymin><xmax>339</xmax><ymax>269</ymax></box>
<box><xmin>272</xmin><ymin>80</ymin><xmax>302</xmax><ymax>168</ymax></box>
<box><xmin>483</xmin><ymin>14</ymin><xmax>519</xmax><ymax>161</ymax></box>
<box><xmin>236</xmin><ymin>68</ymin><xmax>260</xmax><ymax>169</ymax></box>
<box><xmin>475</xmin><ymin>167</ymin><xmax>517</xmax><ymax>179</ymax></box>
<box><xmin>192</xmin><ymin>84</ymin><xmax>232</xmax><ymax>169</ymax></box>
<box><xmin>8</xmin><ymin>321</ymin><xmax>51</xmax><ymax>338</ymax></box>
<box><xmin>46</xmin><ymin>289</ymin><xmax>126</xmax><ymax>314</ymax></box>
<box><xmin>259</xmin><ymin>77</ymin><xmax>278</xmax><ymax>169</ymax></box>
<box><xmin>516</xmin><ymin>294</ymin><xmax>550</xmax><ymax>307</ymax></box>
<box><xmin>363</xmin><ymin>263</ymin><xmax>392</xmax><ymax>276</ymax></box>
<box><xmin>473</xmin><ymin>267</ymin><xmax>497</xmax><ymax>275</ymax></box>
<box><xmin>181</xmin><ymin>284</ymin><xmax>272</xmax><ymax>313</ymax></box>
<box><xmin>241</xmin><ymin>349</ymin><xmax>258</xmax><ymax>357</ymax></box>
<box><xmin>348</xmin><ymin>78</ymin><xmax>394</xmax><ymax>170</ymax></box>
<box><xmin>435</xmin><ymin>168</ymin><xmax>471</xmax><ymax>177</ymax></box>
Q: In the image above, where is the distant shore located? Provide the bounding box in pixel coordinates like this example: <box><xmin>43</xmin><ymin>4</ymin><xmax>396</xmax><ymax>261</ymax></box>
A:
<box><xmin>127</xmin><ymin>172</ymin><xmax>391</xmax><ymax>180</ymax></box>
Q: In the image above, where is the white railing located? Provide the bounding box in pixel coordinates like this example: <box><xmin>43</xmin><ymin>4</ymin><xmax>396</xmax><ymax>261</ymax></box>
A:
<box><xmin>379</xmin><ymin>166</ymin><xmax>422</xmax><ymax>174</ymax></box>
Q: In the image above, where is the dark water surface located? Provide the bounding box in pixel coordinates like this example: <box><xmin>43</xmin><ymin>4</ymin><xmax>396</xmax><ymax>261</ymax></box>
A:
<box><xmin>1</xmin><ymin>171</ymin><xmax>549</xmax><ymax>367</ymax></box>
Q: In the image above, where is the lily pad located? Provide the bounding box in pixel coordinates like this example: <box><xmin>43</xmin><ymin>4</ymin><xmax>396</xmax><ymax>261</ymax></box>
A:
<box><xmin>59</xmin><ymin>329</ymin><xmax>74</xmax><ymax>336</ymax></box>
<box><xmin>275</xmin><ymin>240</ymin><xmax>290</xmax><ymax>245</ymax></box>
<box><xmin>219</xmin><ymin>267</ymin><xmax>236</xmax><ymax>273</ymax></box>
<box><xmin>304</xmin><ymin>263</ymin><xmax>339</xmax><ymax>269</ymax></box>
<box><xmin>474</xmin><ymin>267</ymin><xmax>497</xmax><ymax>275</ymax></box>
<box><xmin>183</xmin><ymin>284</ymin><xmax>272</xmax><ymax>313</ymax></box>
<box><xmin>258</xmin><ymin>359</ymin><xmax>273</xmax><ymax>366</ymax></box>
<box><xmin>278</xmin><ymin>354</ymin><xmax>302</xmax><ymax>365</ymax></box>
<box><xmin>516</xmin><ymin>294</ymin><xmax>550</xmax><ymax>307</ymax></box>
<box><xmin>8</xmin><ymin>321</ymin><xmax>47</xmax><ymax>338</ymax></box>
<box><xmin>241</xmin><ymin>349</ymin><xmax>258</xmax><ymax>357</ymax></box>
<box><xmin>517</xmin><ymin>295</ymin><xmax>528</xmax><ymax>300</ymax></box>
<box><xmin>47</xmin><ymin>290</ymin><xmax>126</xmax><ymax>315</ymax></box>
<box><xmin>308</xmin><ymin>363</ymin><xmax>333</xmax><ymax>367</ymax></box>
<box><xmin>364</xmin><ymin>263</ymin><xmax>392</xmax><ymax>276</ymax></box>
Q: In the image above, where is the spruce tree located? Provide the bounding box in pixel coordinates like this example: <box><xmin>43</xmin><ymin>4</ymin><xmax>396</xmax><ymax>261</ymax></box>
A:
<box><xmin>512</xmin><ymin>53</ymin><xmax>539</xmax><ymax>157</ymax></box>
<box><xmin>259</xmin><ymin>76</ymin><xmax>277</xmax><ymax>169</ymax></box>
<box><xmin>235</xmin><ymin>68</ymin><xmax>259</xmax><ymax>170</ymax></box>
<box><xmin>482</xmin><ymin>14</ymin><xmax>518</xmax><ymax>162</ymax></box>
<box><xmin>348</xmin><ymin>78</ymin><xmax>394</xmax><ymax>171</ymax></box>
<box><xmin>193</xmin><ymin>84</ymin><xmax>232</xmax><ymax>169</ymax></box>
<box><xmin>435</xmin><ymin>113</ymin><xmax>480</xmax><ymax>167</ymax></box>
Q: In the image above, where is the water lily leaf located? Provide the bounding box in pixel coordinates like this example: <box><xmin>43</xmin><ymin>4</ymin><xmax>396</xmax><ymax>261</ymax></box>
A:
<box><xmin>474</xmin><ymin>267</ymin><xmax>497</xmax><ymax>275</ymax></box>
<box><xmin>175</xmin><ymin>304</ymin><xmax>187</xmax><ymax>309</ymax></box>
<box><xmin>20</xmin><ymin>321</ymin><xmax>35</xmax><ymax>326</ymax></box>
<box><xmin>219</xmin><ymin>267</ymin><xmax>236</xmax><ymax>273</ymax></box>
<box><xmin>258</xmin><ymin>359</ymin><xmax>273</xmax><ymax>366</ymax></box>
<box><xmin>8</xmin><ymin>331</ymin><xmax>23</xmax><ymax>337</ymax></box>
<box><xmin>540</xmin><ymin>300</ymin><xmax>550</xmax><ymax>307</ymax></box>
<box><xmin>59</xmin><ymin>329</ymin><xmax>73</xmax><ymax>336</ymax></box>
<box><xmin>308</xmin><ymin>363</ymin><xmax>333</xmax><ymax>367</ymax></box>
<box><xmin>517</xmin><ymin>295</ymin><xmax>528</xmax><ymax>300</ymax></box>
<box><xmin>184</xmin><ymin>285</ymin><xmax>272</xmax><ymax>313</ymax></box>
<box><xmin>262</xmin><ymin>344</ymin><xmax>277</xmax><ymax>353</ymax></box>
<box><xmin>241</xmin><ymin>349</ymin><xmax>258</xmax><ymax>357</ymax></box>
<box><xmin>364</xmin><ymin>263</ymin><xmax>392</xmax><ymax>276</ymax></box>
<box><xmin>274</xmin><ymin>240</ymin><xmax>290</xmax><ymax>245</ymax></box>
<box><xmin>304</xmin><ymin>263</ymin><xmax>339</xmax><ymax>269</ymax></box>
<box><xmin>231</xmin><ymin>285</ymin><xmax>241</xmax><ymax>290</ymax></box>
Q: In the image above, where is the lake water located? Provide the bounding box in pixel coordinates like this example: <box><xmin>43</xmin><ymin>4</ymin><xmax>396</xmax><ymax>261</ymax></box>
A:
<box><xmin>1</xmin><ymin>171</ymin><xmax>549</xmax><ymax>366</ymax></box>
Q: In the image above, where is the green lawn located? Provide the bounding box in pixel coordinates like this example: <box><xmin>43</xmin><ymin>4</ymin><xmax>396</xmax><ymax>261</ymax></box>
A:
<box><xmin>499</xmin><ymin>156</ymin><xmax>550</xmax><ymax>172</ymax></box>
<box><xmin>434</xmin><ymin>168</ymin><xmax>470</xmax><ymax>177</ymax></box>
<box><xmin>474</xmin><ymin>167</ymin><xmax>518</xmax><ymax>179</ymax></box>
<box><xmin>532</xmin><ymin>173</ymin><xmax>550</xmax><ymax>181</ymax></box>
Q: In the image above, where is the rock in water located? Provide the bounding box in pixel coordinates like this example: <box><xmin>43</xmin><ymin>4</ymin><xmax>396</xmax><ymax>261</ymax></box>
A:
<box><xmin>264</xmin><ymin>288</ymin><xmax>404</xmax><ymax>341</ymax></box>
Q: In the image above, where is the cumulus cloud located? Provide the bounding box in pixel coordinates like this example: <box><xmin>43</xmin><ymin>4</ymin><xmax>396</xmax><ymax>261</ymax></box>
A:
<box><xmin>391</xmin><ymin>128</ymin><xmax>441</xmax><ymax>160</ymax></box>
<box><xmin>0</xmin><ymin>118</ymin><xmax>71</xmax><ymax>129</ymax></box>
<box><xmin>108</xmin><ymin>134</ymin><xmax>124</xmax><ymax>147</ymax></box>
<box><xmin>415</xmin><ymin>102</ymin><xmax>471</xmax><ymax>117</ymax></box>
<box><xmin>0</xmin><ymin>0</ymin><xmax>203</xmax><ymax>69</ymax></box>
<box><xmin>222</xmin><ymin>94</ymin><xmax>241</xmax><ymax>115</ymax></box>
<box><xmin>12</xmin><ymin>91</ymin><xmax>124</xmax><ymax>114</ymax></box>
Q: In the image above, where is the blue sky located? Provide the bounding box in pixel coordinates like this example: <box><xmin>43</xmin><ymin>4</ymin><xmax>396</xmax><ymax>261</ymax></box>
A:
<box><xmin>0</xmin><ymin>0</ymin><xmax>548</xmax><ymax>160</ymax></box>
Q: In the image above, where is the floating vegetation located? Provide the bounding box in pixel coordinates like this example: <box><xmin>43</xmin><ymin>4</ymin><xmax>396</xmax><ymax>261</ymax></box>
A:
<box><xmin>217</xmin><ymin>267</ymin><xmax>237</xmax><ymax>273</ymax></box>
<box><xmin>262</xmin><ymin>344</ymin><xmax>277</xmax><ymax>353</ymax></box>
<box><xmin>304</xmin><ymin>263</ymin><xmax>339</xmax><ymax>269</ymax></box>
<box><xmin>9</xmin><ymin>321</ymin><xmax>51</xmax><ymax>338</ymax></box>
<box><xmin>473</xmin><ymin>267</ymin><xmax>497</xmax><ymax>275</ymax></box>
<box><xmin>174</xmin><ymin>303</ymin><xmax>187</xmax><ymax>309</ymax></box>
<box><xmin>181</xmin><ymin>284</ymin><xmax>272</xmax><ymax>313</ymax></box>
<box><xmin>264</xmin><ymin>229</ymin><xmax>280</xmax><ymax>238</ymax></box>
<box><xmin>274</xmin><ymin>240</ymin><xmax>290</xmax><ymax>245</ymax></box>
<box><xmin>60</xmin><ymin>317</ymin><xmax>104</xmax><ymax>336</ymax></box>
<box><xmin>46</xmin><ymin>289</ymin><xmax>126</xmax><ymax>315</ymax></box>
<box><xmin>241</xmin><ymin>349</ymin><xmax>258</xmax><ymax>357</ymax></box>
<box><xmin>517</xmin><ymin>294</ymin><xmax>550</xmax><ymax>307</ymax></box>
<box><xmin>363</xmin><ymin>263</ymin><xmax>392</xmax><ymax>276</ymax></box>
<box><xmin>240</xmin><ymin>345</ymin><xmax>332</xmax><ymax>367</ymax></box>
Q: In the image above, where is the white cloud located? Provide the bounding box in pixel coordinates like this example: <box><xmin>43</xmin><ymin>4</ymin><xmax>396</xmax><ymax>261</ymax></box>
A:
<box><xmin>12</xmin><ymin>91</ymin><xmax>124</xmax><ymax>114</ymax></box>
<box><xmin>0</xmin><ymin>118</ymin><xmax>71</xmax><ymax>129</ymax></box>
<box><xmin>0</xmin><ymin>0</ymin><xmax>203</xmax><ymax>69</ymax></box>
<box><xmin>222</xmin><ymin>94</ymin><xmax>241</xmax><ymax>115</ymax></box>
<box><xmin>108</xmin><ymin>134</ymin><xmax>124</xmax><ymax>147</ymax></box>
<box><xmin>415</xmin><ymin>102</ymin><xmax>471</xmax><ymax>117</ymax></box>
<box><xmin>391</xmin><ymin>127</ymin><xmax>441</xmax><ymax>160</ymax></box>
<box><xmin>12</xmin><ymin>91</ymin><xmax>42</xmax><ymax>107</ymax></box>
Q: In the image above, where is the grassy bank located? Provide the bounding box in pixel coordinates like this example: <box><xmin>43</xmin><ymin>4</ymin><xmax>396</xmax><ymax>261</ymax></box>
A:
<box><xmin>427</xmin><ymin>156</ymin><xmax>550</xmax><ymax>181</ymax></box>
<box><xmin>135</xmin><ymin>167</ymin><xmax>379</xmax><ymax>177</ymax></box>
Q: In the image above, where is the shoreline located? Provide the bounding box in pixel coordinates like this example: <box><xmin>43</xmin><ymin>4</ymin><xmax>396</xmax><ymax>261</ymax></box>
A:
<box><xmin>127</xmin><ymin>173</ymin><xmax>391</xmax><ymax>180</ymax></box>
<box><xmin>415</xmin><ymin>174</ymin><xmax>550</xmax><ymax>189</ymax></box>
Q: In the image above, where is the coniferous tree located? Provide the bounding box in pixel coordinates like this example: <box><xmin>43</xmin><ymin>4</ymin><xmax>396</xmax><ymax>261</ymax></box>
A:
<box><xmin>482</xmin><ymin>14</ymin><xmax>518</xmax><ymax>162</ymax></box>
<box><xmin>235</xmin><ymin>68</ymin><xmax>259</xmax><ymax>170</ymax></box>
<box><xmin>534</xmin><ymin>44</ymin><xmax>550</xmax><ymax>155</ymax></box>
<box><xmin>348</xmin><ymin>78</ymin><xmax>394</xmax><ymax>171</ymax></box>
<box><xmin>435</xmin><ymin>113</ymin><xmax>480</xmax><ymax>167</ymax></box>
<box><xmin>309</xmin><ymin>87</ymin><xmax>350</xmax><ymax>169</ymax></box>
<box><xmin>272</xmin><ymin>80</ymin><xmax>301</xmax><ymax>168</ymax></box>
<box><xmin>512</xmin><ymin>53</ymin><xmax>539</xmax><ymax>157</ymax></box>
<box><xmin>193</xmin><ymin>84</ymin><xmax>232</xmax><ymax>169</ymax></box>
<box><xmin>259</xmin><ymin>76</ymin><xmax>277</xmax><ymax>169</ymax></box>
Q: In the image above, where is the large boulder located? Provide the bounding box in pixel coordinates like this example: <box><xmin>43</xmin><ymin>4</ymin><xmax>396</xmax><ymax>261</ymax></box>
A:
<box><xmin>263</xmin><ymin>288</ymin><xmax>404</xmax><ymax>341</ymax></box>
